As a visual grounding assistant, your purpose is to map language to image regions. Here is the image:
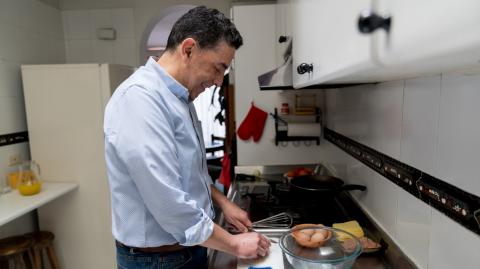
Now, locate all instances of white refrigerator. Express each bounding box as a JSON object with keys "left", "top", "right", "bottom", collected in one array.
[{"left": 21, "top": 63, "right": 133, "bottom": 269}]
